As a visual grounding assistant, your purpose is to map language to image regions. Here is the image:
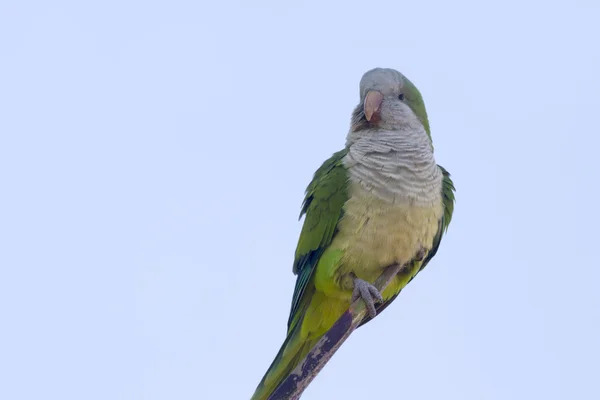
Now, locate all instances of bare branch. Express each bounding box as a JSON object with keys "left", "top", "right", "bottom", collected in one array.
[{"left": 268, "top": 263, "right": 404, "bottom": 400}]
